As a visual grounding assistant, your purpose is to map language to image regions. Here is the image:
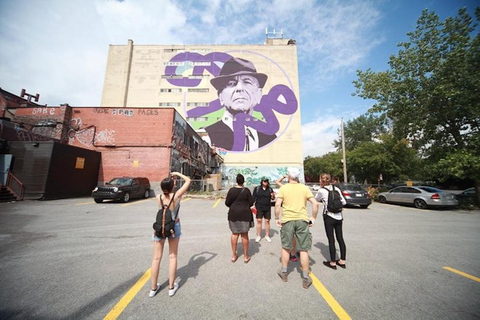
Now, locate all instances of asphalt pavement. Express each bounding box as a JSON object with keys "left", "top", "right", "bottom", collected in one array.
[{"left": 0, "top": 197, "right": 479, "bottom": 319}]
